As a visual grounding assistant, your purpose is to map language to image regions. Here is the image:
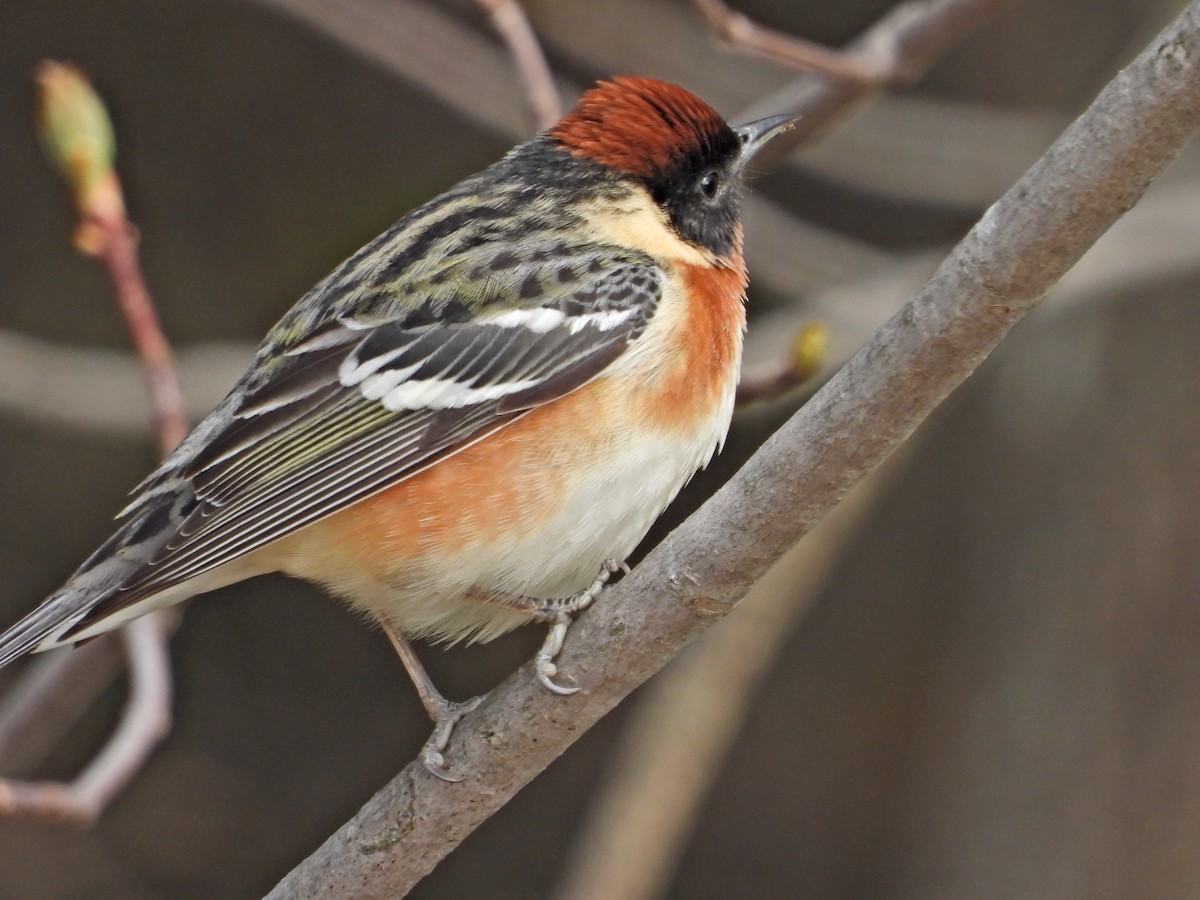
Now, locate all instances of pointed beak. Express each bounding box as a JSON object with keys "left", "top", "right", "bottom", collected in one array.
[{"left": 732, "top": 113, "right": 796, "bottom": 172}]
